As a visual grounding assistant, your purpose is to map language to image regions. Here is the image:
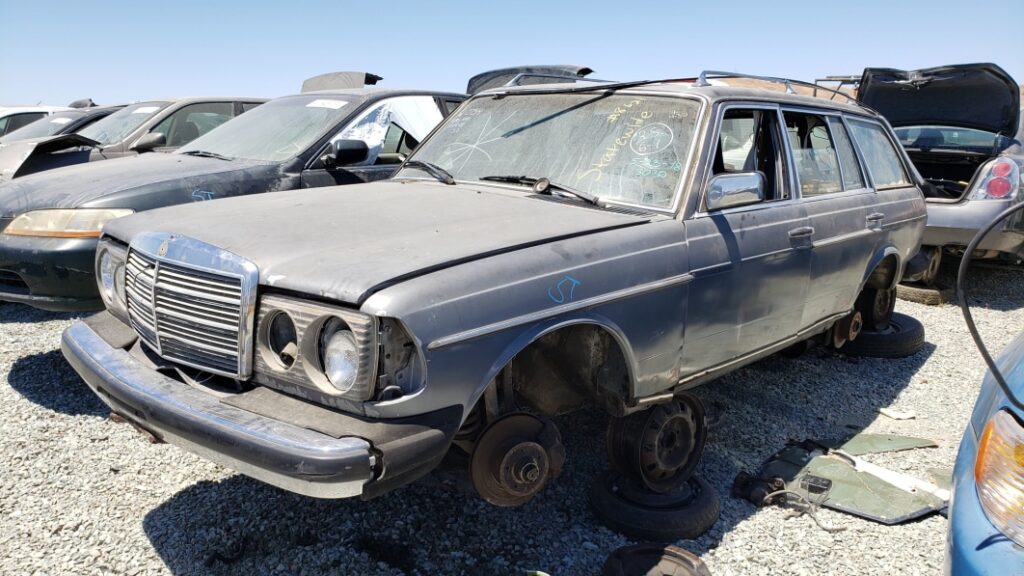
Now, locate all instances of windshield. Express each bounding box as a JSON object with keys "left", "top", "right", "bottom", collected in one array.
[
  {"left": 894, "top": 126, "right": 1001, "bottom": 150},
  {"left": 177, "top": 95, "right": 357, "bottom": 162},
  {"left": 0, "top": 110, "right": 83, "bottom": 142},
  {"left": 401, "top": 93, "right": 701, "bottom": 209},
  {"left": 79, "top": 101, "right": 169, "bottom": 146}
]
